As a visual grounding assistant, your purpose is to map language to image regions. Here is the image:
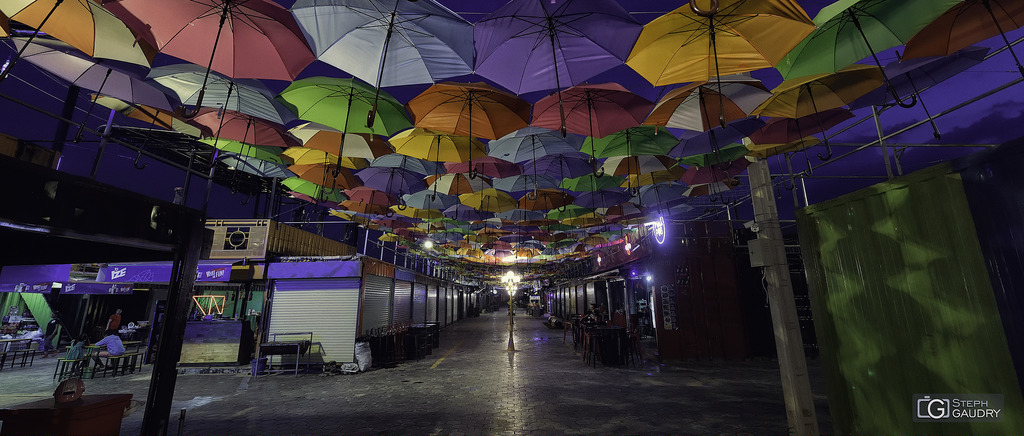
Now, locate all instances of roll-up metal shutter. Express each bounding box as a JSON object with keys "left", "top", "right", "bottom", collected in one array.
[
  {"left": 426, "top": 285, "right": 437, "bottom": 323},
  {"left": 412, "top": 283, "right": 427, "bottom": 324},
  {"left": 363, "top": 274, "right": 393, "bottom": 333},
  {"left": 438, "top": 286, "right": 448, "bottom": 326},
  {"left": 268, "top": 278, "right": 361, "bottom": 362},
  {"left": 393, "top": 280, "right": 412, "bottom": 325},
  {"left": 586, "top": 282, "right": 596, "bottom": 310},
  {"left": 575, "top": 285, "right": 584, "bottom": 315}
]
